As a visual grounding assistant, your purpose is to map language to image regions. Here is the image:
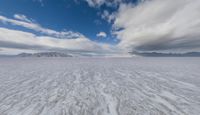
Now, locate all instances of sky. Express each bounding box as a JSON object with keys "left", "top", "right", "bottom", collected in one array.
[{"left": 0, "top": 0, "right": 200, "bottom": 55}]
